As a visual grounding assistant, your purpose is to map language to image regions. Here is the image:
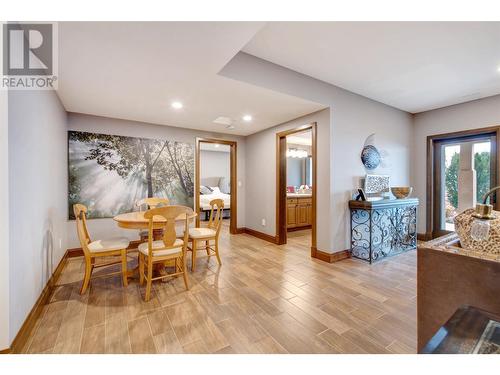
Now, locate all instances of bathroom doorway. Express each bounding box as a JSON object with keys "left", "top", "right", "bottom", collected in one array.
[{"left": 276, "top": 123, "right": 317, "bottom": 253}]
